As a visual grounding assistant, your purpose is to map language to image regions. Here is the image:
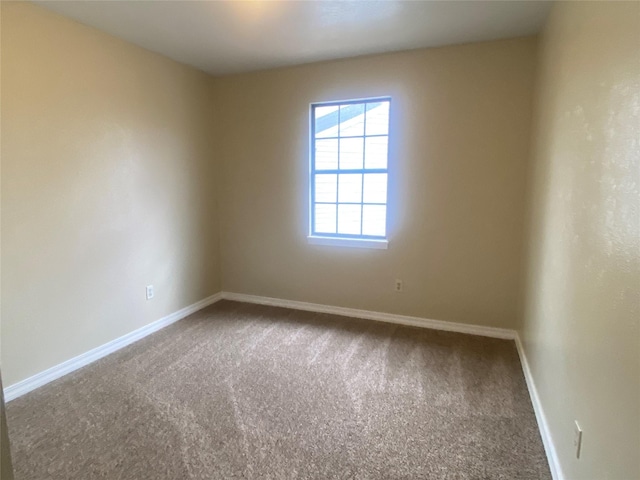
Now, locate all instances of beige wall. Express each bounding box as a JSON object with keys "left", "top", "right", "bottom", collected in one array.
[
  {"left": 1, "top": 2, "right": 220, "bottom": 386},
  {"left": 216, "top": 37, "right": 537, "bottom": 329},
  {"left": 521, "top": 2, "right": 640, "bottom": 479}
]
